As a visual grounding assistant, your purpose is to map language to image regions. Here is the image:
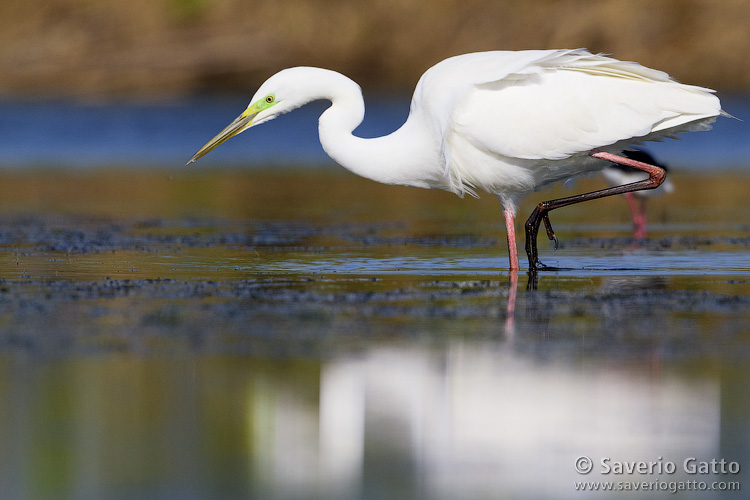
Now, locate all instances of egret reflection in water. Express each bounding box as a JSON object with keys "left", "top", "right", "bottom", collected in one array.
[{"left": 2, "top": 343, "right": 746, "bottom": 500}]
